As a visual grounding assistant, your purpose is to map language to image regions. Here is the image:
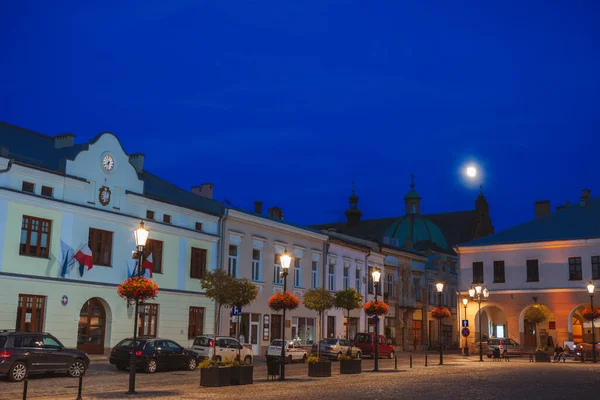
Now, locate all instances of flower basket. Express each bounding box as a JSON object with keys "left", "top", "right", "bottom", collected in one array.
[
  {"left": 430, "top": 306, "right": 451, "bottom": 320},
  {"left": 581, "top": 308, "right": 600, "bottom": 321},
  {"left": 363, "top": 301, "right": 389, "bottom": 316},
  {"left": 268, "top": 292, "right": 300, "bottom": 312},
  {"left": 117, "top": 276, "right": 159, "bottom": 304}
]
